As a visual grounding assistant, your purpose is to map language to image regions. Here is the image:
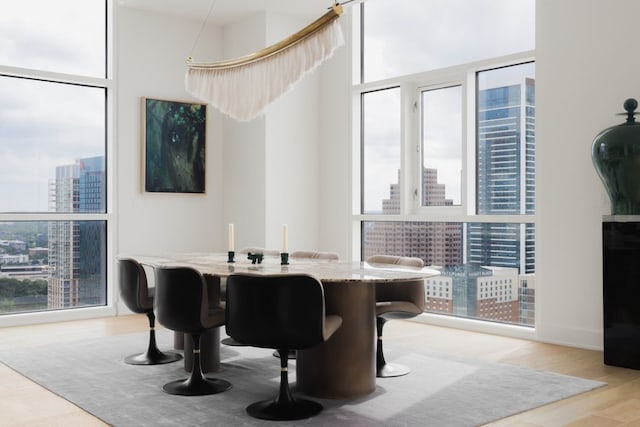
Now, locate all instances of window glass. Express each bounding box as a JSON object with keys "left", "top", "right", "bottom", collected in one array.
[
  {"left": 0, "top": 0, "right": 106, "bottom": 77},
  {"left": 358, "top": 1, "right": 535, "bottom": 327},
  {"left": 477, "top": 63, "right": 535, "bottom": 214},
  {"left": 0, "top": 221, "right": 106, "bottom": 315},
  {"left": 362, "top": 0, "right": 535, "bottom": 82},
  {"left": 0, "top": 1, "right": 108, "bottom": 317},
  {"left": 0, "top": 77, "right": 106, "bottom": 213},
  {"left": 362, "top": 88, "right": 401, "bottom": 214},
  {"left": 362, "top": 220, "right": 535, "bottom": 327},
  {"left": 421, "top": 85, "right": 462, "bottom": 206}
]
